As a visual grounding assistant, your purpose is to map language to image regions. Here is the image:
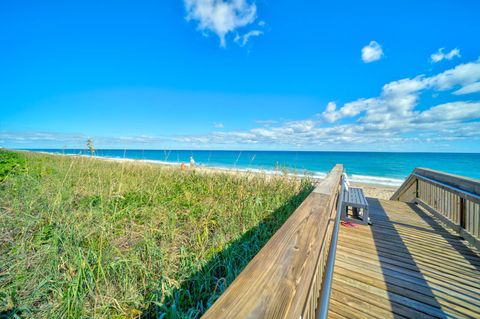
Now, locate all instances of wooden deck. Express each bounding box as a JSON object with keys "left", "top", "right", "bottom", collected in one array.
[{"left": 329, "top": 198, "right": 480, "bottom": 319}]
